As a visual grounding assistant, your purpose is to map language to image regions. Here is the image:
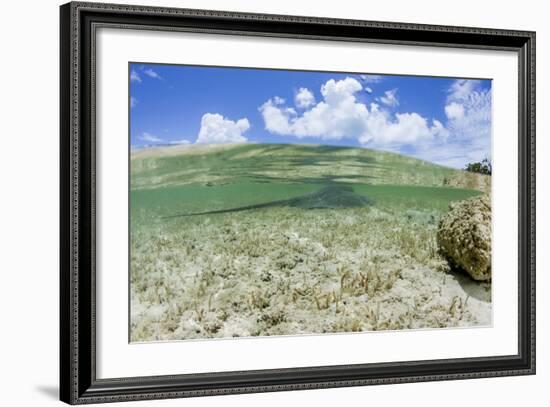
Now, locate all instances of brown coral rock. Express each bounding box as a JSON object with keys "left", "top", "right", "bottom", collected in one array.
[{"left": 437, "top": 195, "right": 492, "bottom": 281}]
